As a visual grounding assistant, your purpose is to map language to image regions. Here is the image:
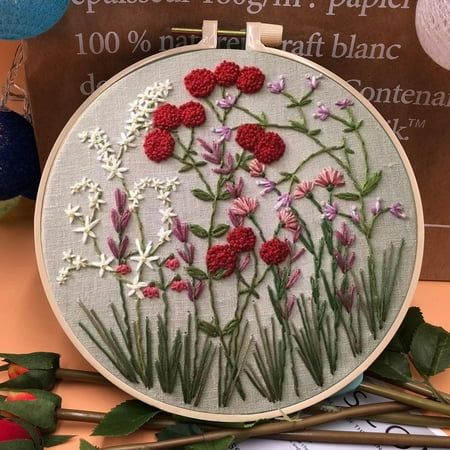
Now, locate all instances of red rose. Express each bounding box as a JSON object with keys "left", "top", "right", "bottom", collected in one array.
[
  {"left": 206, "top": 244, "right": 237, "bottom": 277},
  {"left": 254, "top": 131, "right": 285, "bottom": 164},
  {"left": 0, "top": 418, "right": 32, "bottom": 442},
  {"left": 143, "top": 128, "right": 175, "bottom": 162},
  {"left": 179, "top": 101, "right": 206, "bottom": 127},
  {"left": 153, "top": 103, "right": 181, "bottom": 130},
  {"left": 184, "top": 68, "right": 216, "bottom": 97},
  {"left": 260, "top": 238, "right": 290, "bottom": 265},
  {"left": 236, "top": 66, "right": 265, "bottom": 94},
  {"left": 227, "top": 227, "right": 256, "bottom": 253},
  {"left": 214, "top": 60, "right": 240, "bottom": 86},
  {"left": 235, "top": 123, "right": 265, "bottom": 152}
]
